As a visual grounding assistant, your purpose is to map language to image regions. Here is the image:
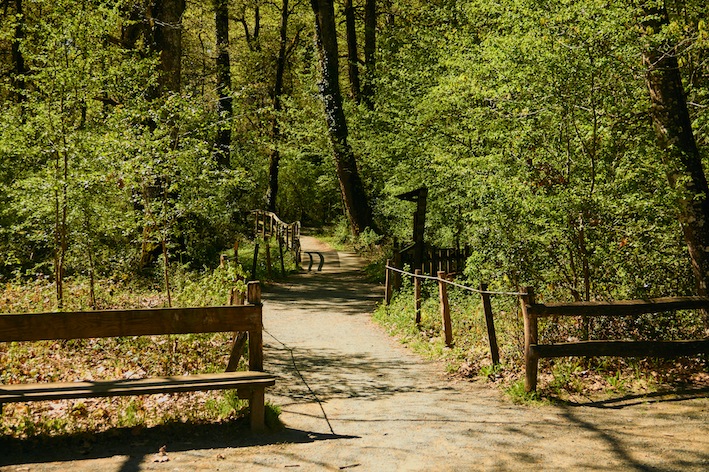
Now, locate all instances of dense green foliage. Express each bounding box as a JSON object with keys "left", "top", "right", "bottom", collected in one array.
[{"left": 1, "top": 0, "right": 708, "bottom": 304}]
